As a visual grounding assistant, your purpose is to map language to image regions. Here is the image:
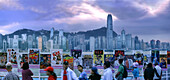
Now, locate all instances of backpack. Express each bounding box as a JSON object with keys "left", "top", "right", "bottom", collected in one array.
[{"left": 122, "top": 65, "right": 128, "bottom": 78}]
